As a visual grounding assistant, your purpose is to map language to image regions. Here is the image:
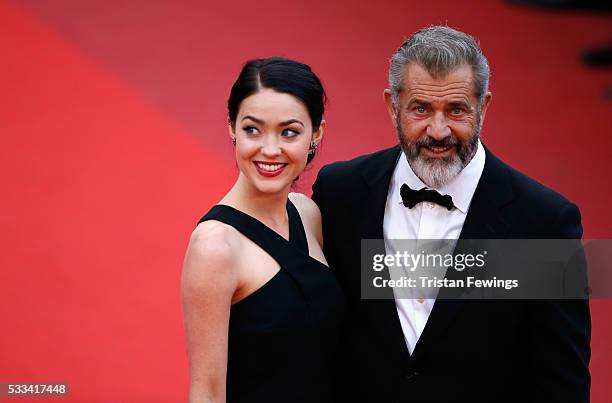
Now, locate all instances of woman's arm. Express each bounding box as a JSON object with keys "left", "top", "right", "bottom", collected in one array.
[{"left": 181, "top": 222, "right": 239, "bottom": 403}]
